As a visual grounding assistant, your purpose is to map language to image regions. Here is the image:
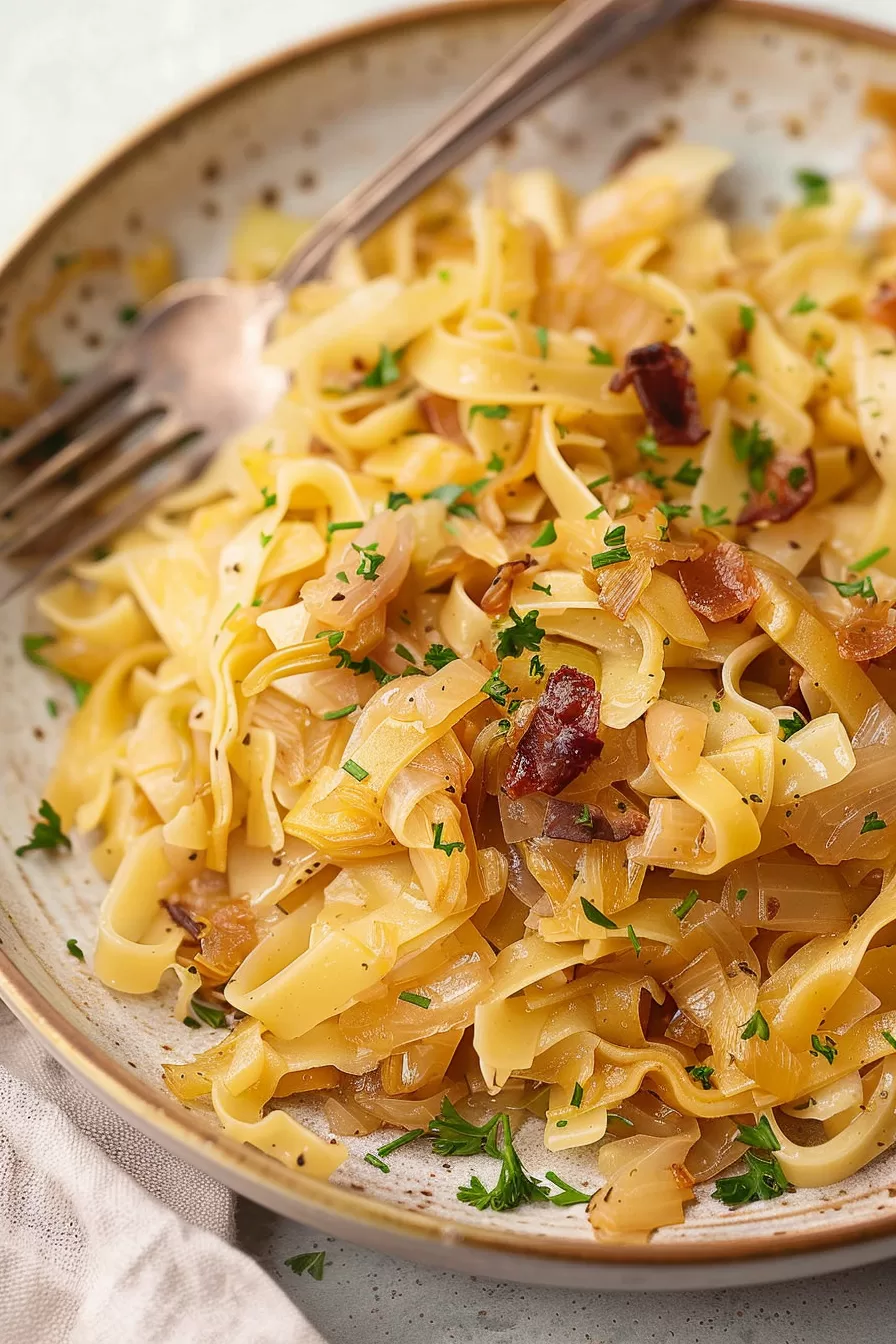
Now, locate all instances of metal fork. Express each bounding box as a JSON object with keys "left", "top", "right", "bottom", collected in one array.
[{"left": 0, "top": 0, "right": 706, "bottom": 603}]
